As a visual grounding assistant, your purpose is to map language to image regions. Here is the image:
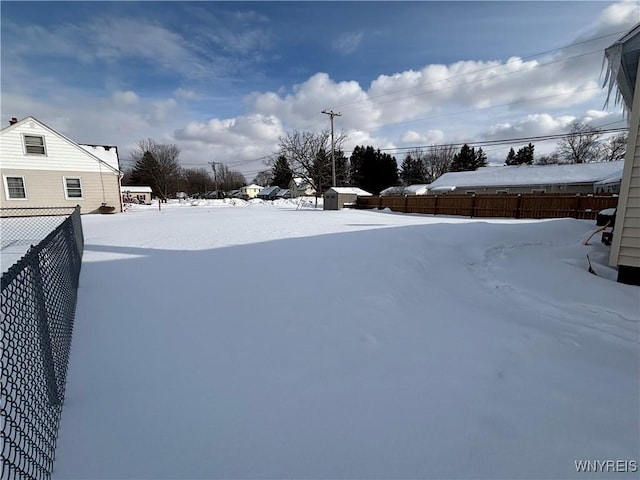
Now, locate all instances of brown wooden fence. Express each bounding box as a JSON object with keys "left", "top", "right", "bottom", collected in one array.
[{"left": 356, "top": 194, "right": 618, "bottom": 220}]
